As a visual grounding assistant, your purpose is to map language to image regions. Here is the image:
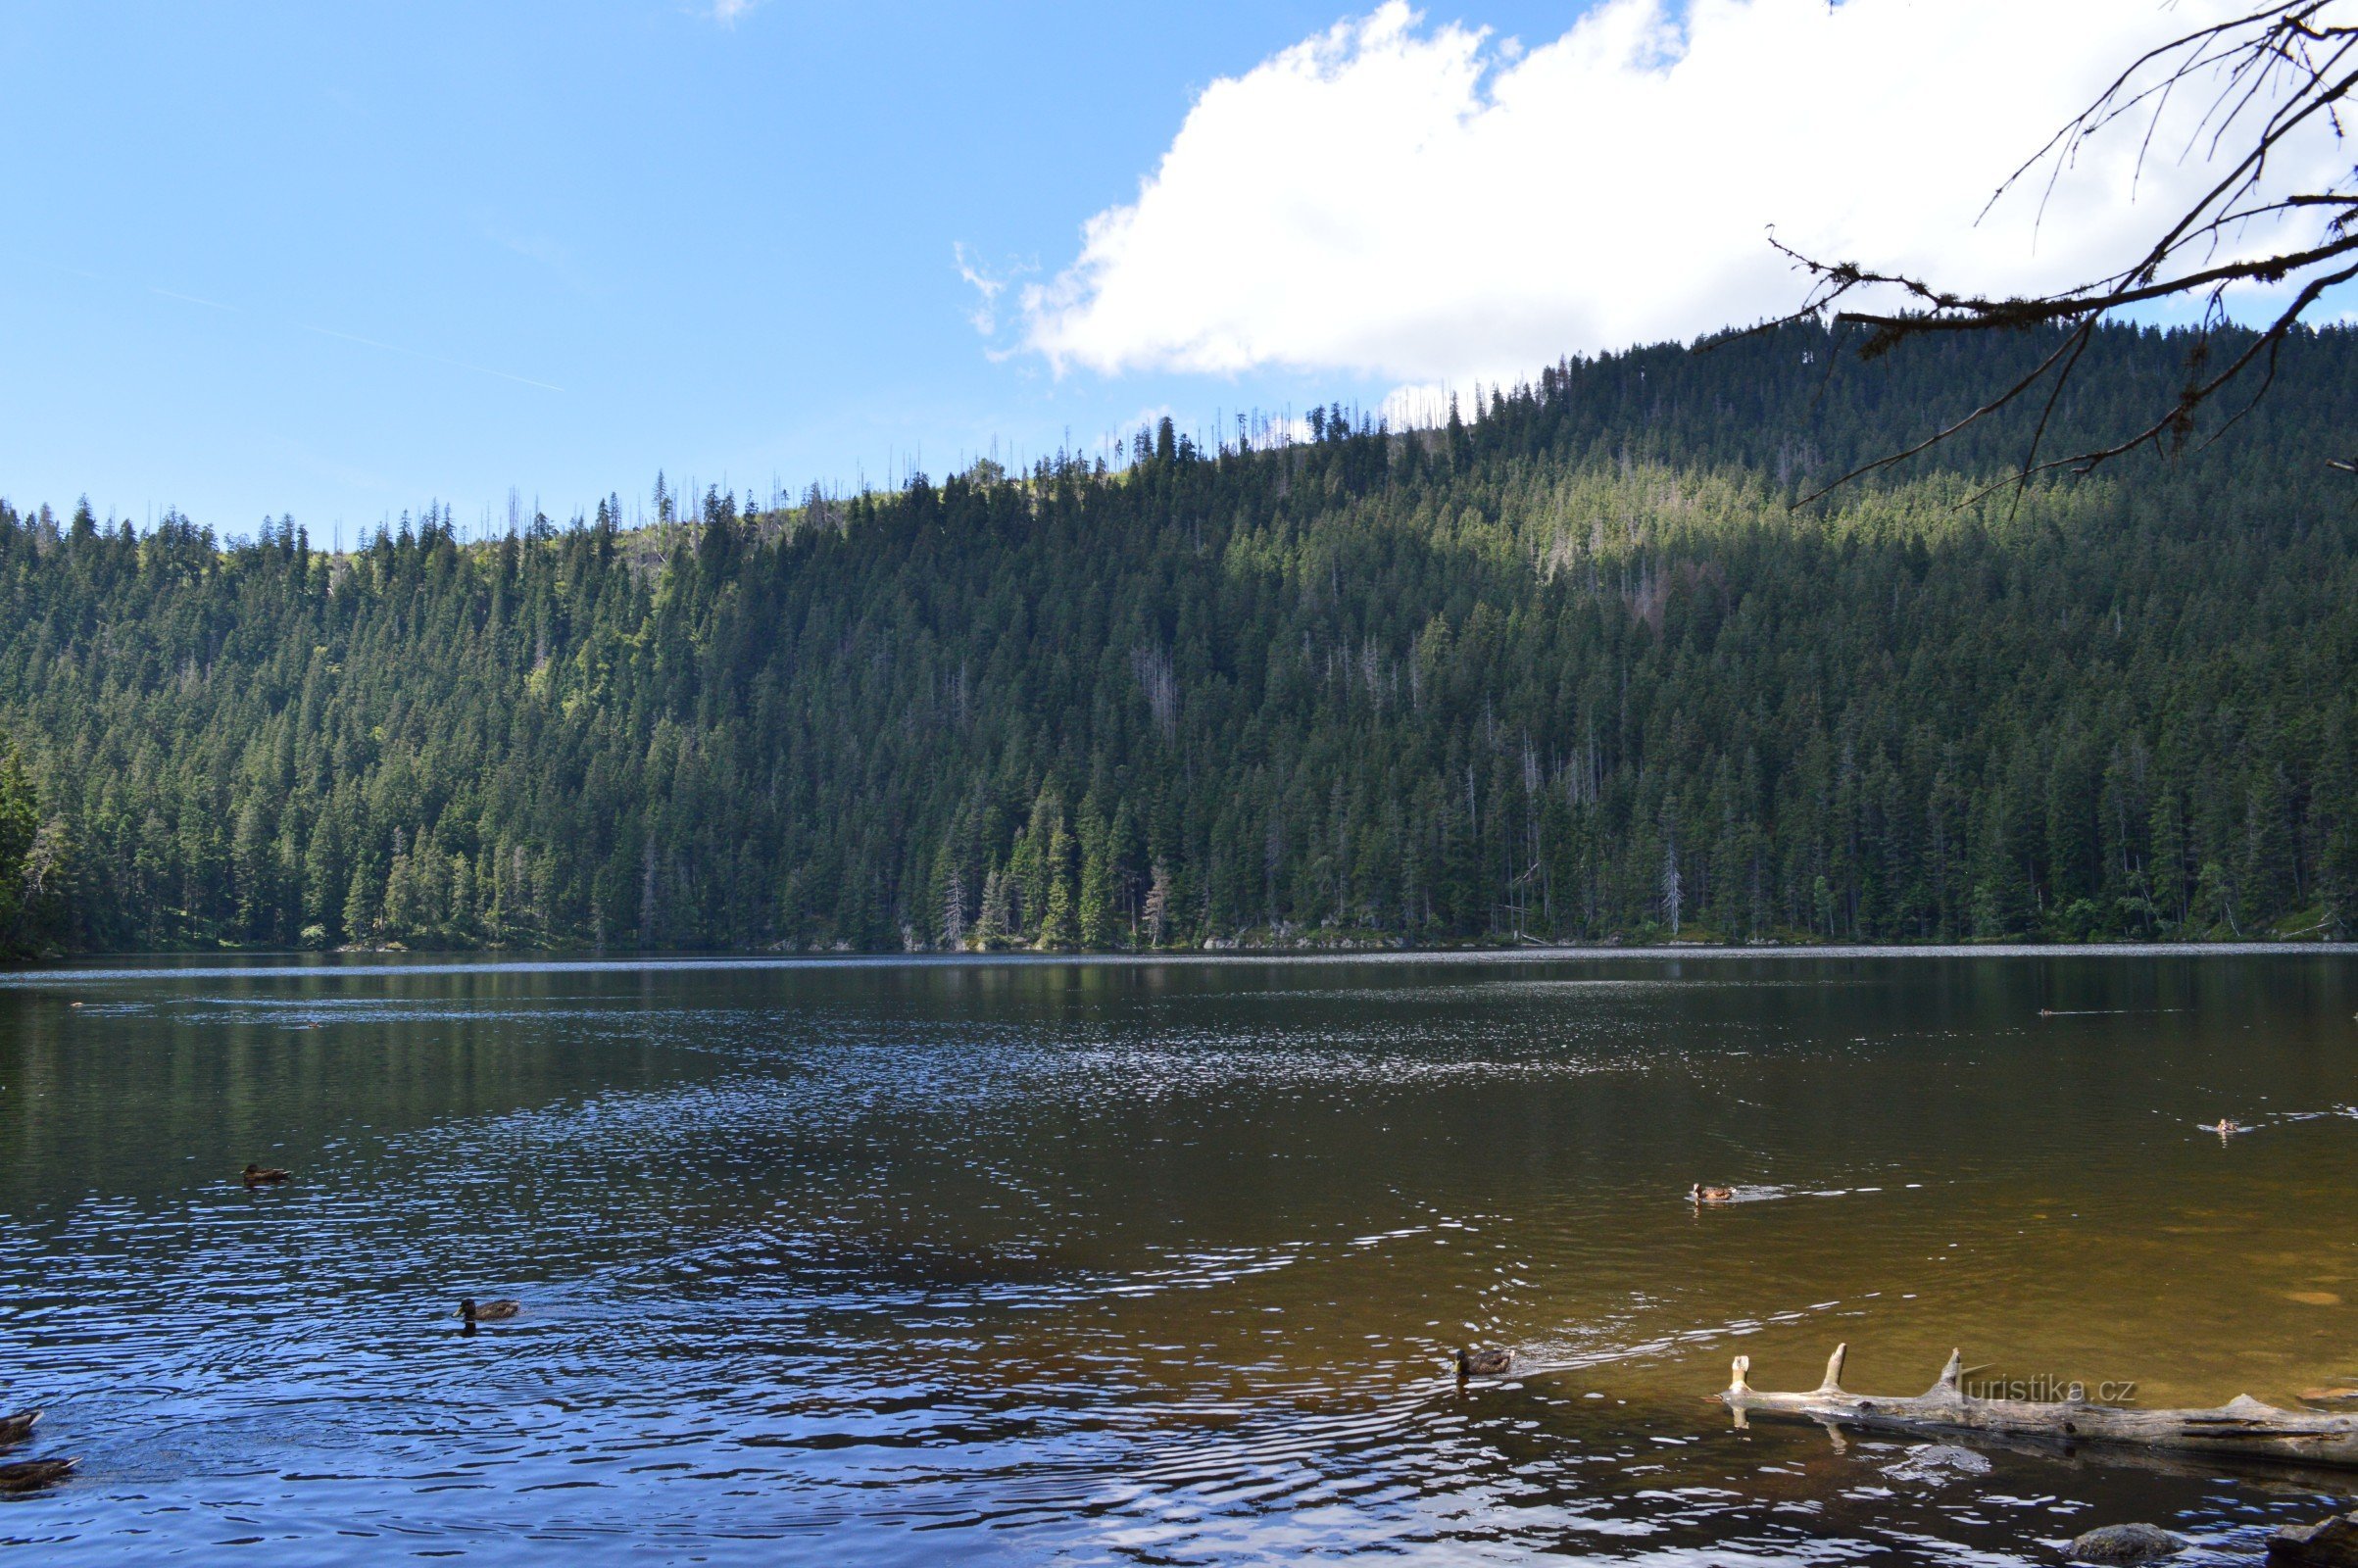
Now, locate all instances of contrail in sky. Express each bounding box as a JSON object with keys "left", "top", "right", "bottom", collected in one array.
[
  {"left": 292, "top": 321, "right": 565, "bottom": 394},
  {"left": 133, "top": 275, "right": 565, "bottom": 393},
  {"left": 149, "top": 287, "right": 240, "bottom": 313}
]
